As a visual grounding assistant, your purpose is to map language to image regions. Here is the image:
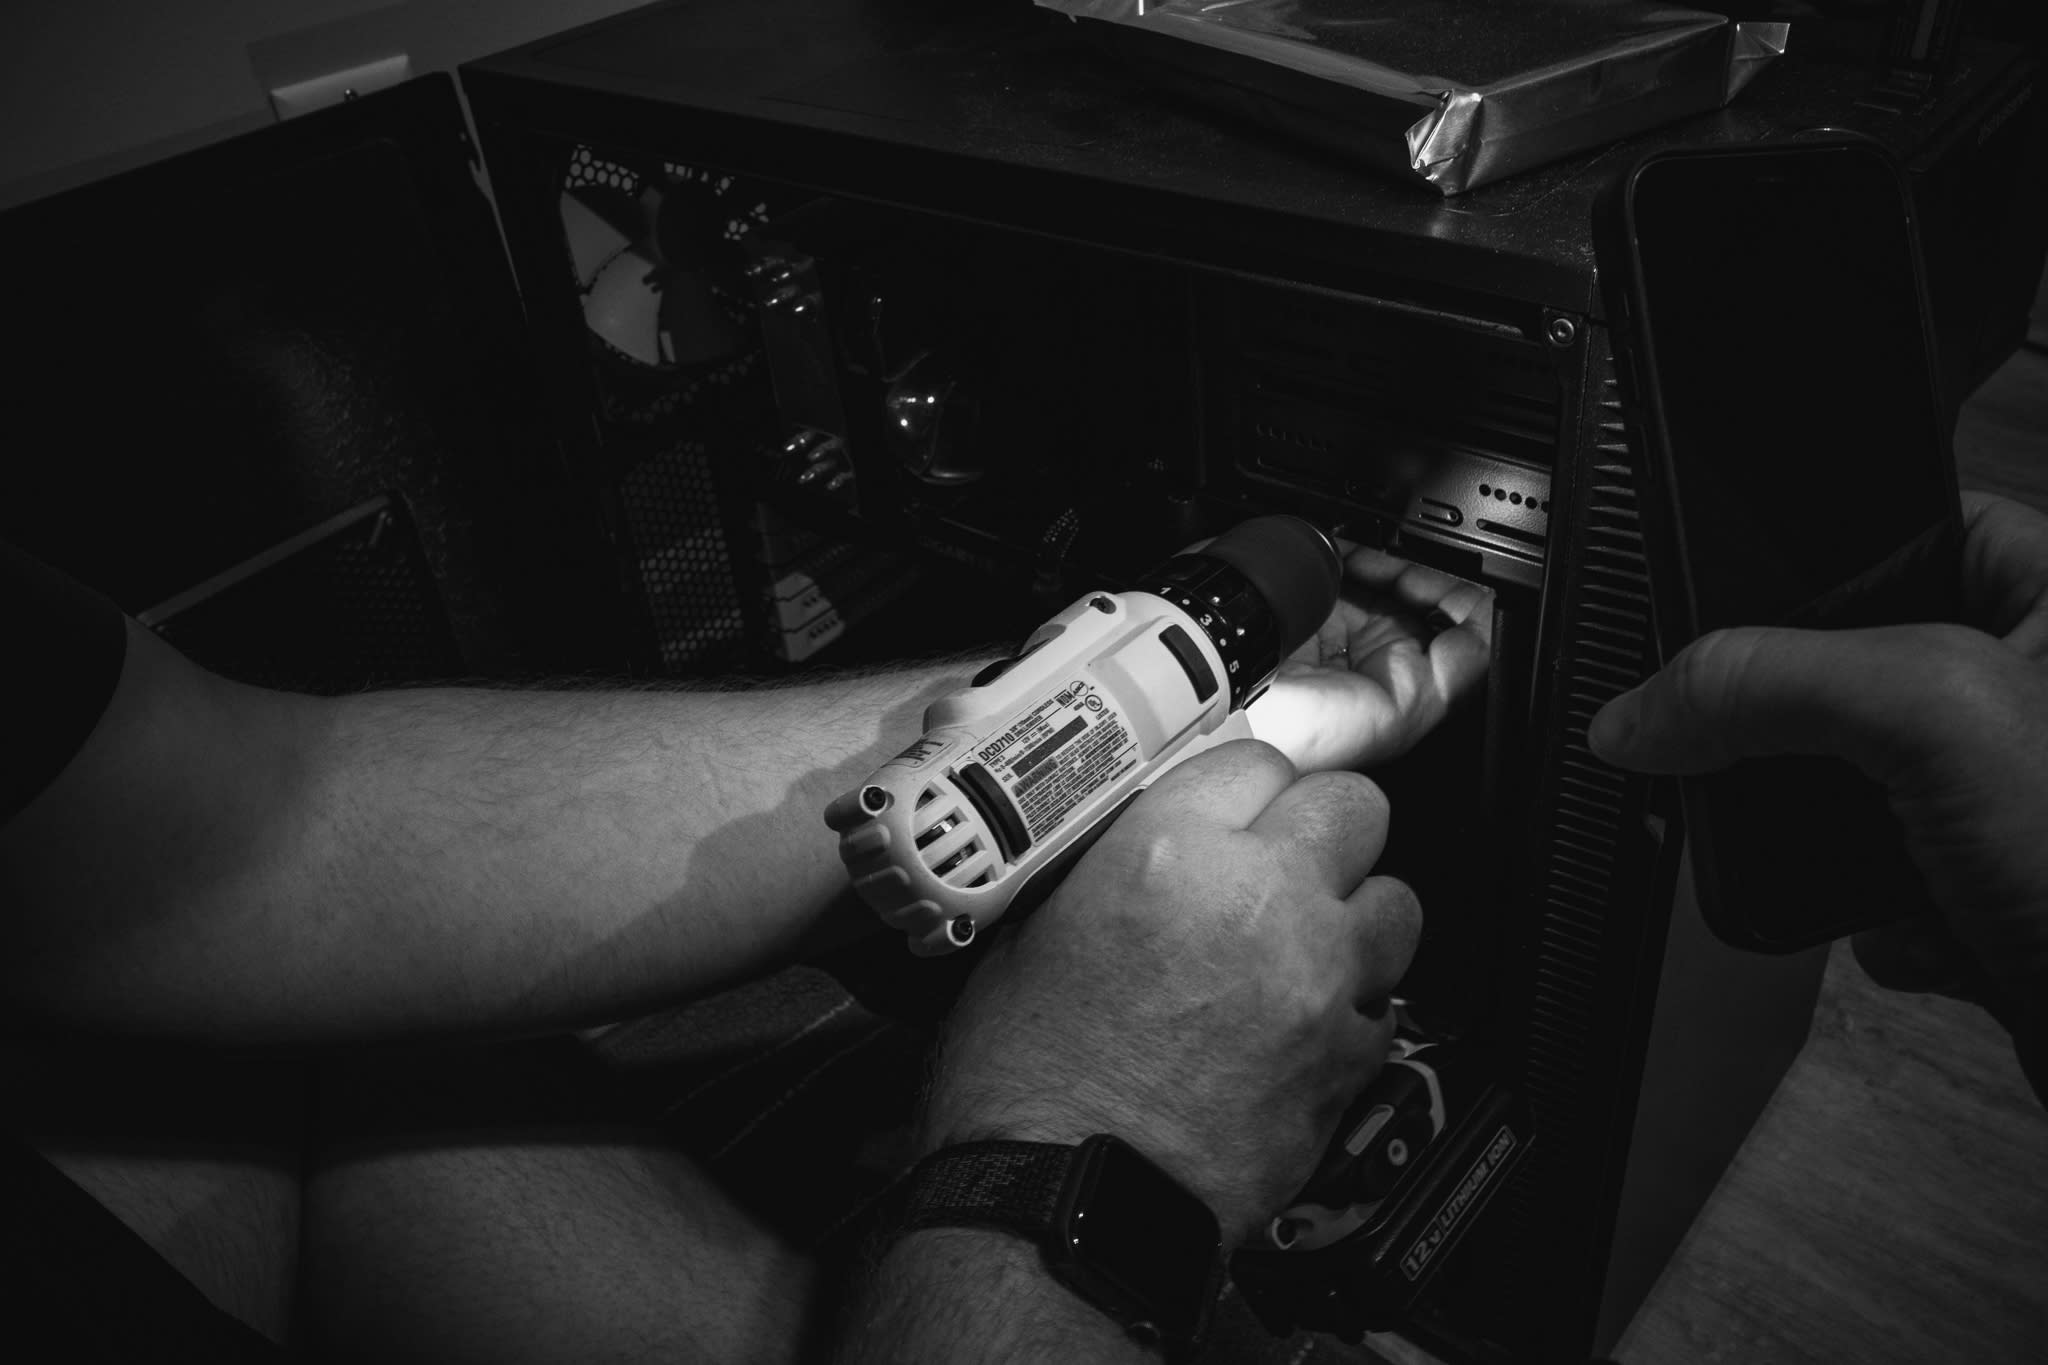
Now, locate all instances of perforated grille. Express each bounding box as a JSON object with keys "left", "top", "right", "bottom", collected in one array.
[
  {"left": 1507, "top": 374, "right": 1652, "bottom": 1245},
  {"left": 150, "top": 500, "right": 461, "bottom": 694},
  {"left": 563, "top": 145, "right": 636, "bottom": 194},
  {"left": 1441, "top": 339, "right": 1660, "bottom": 1359},
  {"left": 618, "top": 441, "right": 748, "bottom": 670}
]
